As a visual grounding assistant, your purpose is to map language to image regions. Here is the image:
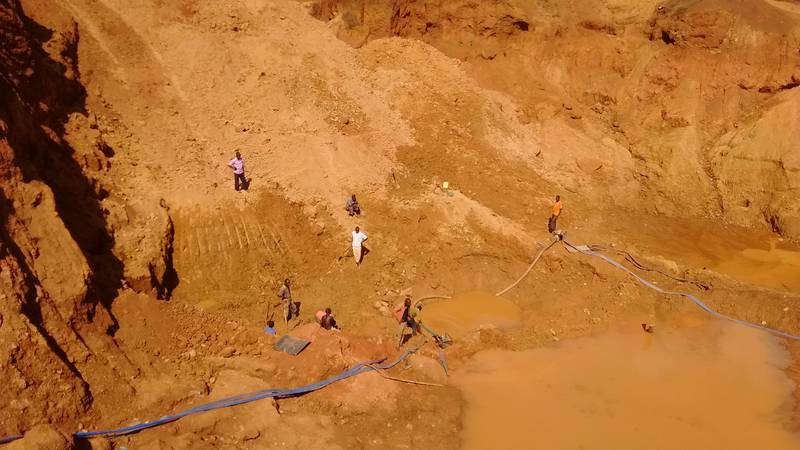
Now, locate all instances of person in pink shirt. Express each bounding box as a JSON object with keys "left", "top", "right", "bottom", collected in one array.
[{"left": 228, "top": 151, "right": 248, "bottom": 191}]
